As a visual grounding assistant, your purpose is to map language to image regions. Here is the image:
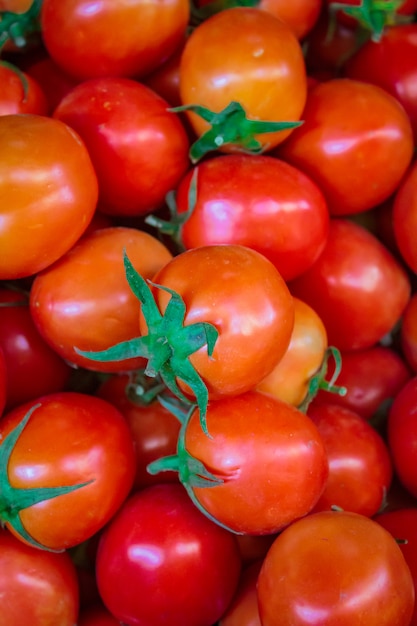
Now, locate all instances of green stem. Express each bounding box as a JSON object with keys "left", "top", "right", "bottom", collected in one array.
[{"left": 0, "top": 0, "right": 43, "bottom": 52}]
